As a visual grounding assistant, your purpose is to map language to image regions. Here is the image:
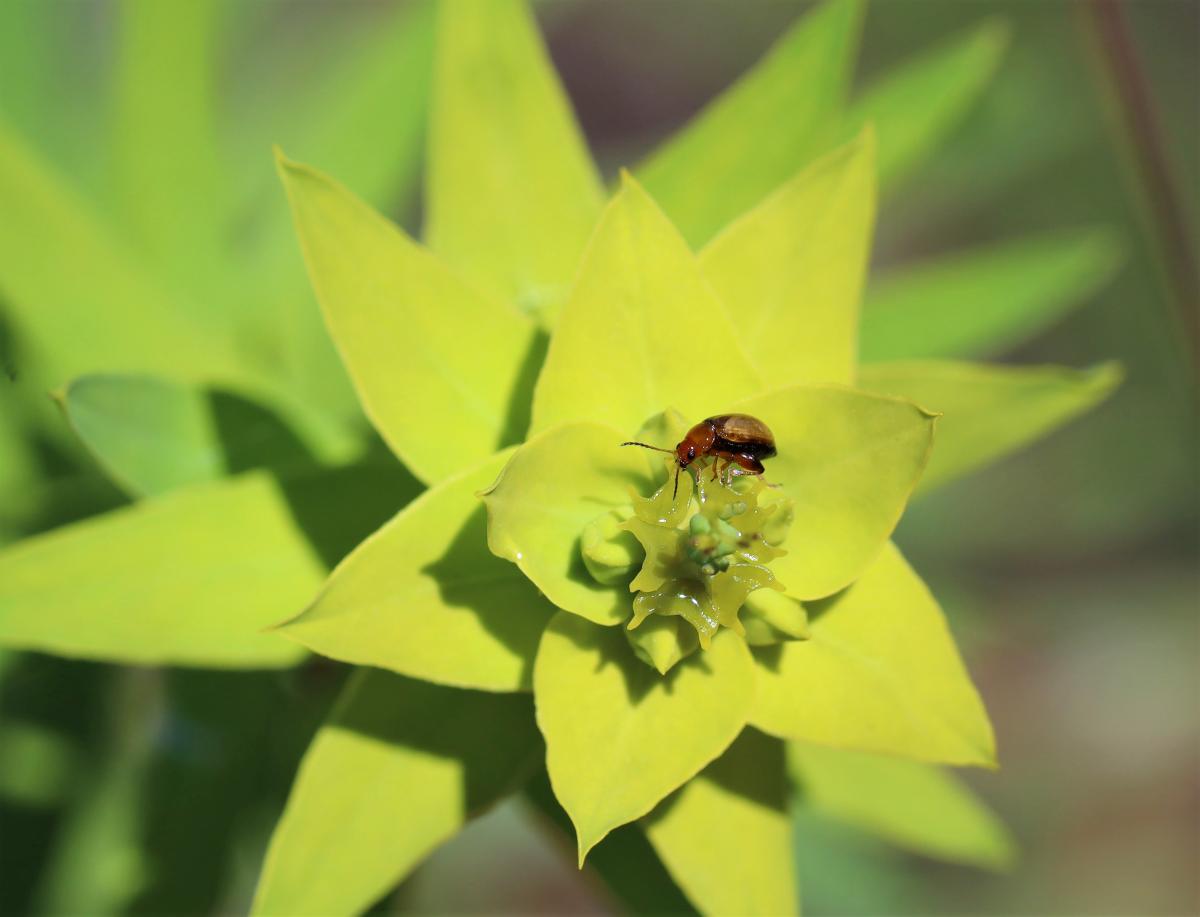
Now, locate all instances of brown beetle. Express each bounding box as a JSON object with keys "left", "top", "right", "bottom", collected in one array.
[{"left": 622, "top": 414, "right": 777, "bottom": 498}]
